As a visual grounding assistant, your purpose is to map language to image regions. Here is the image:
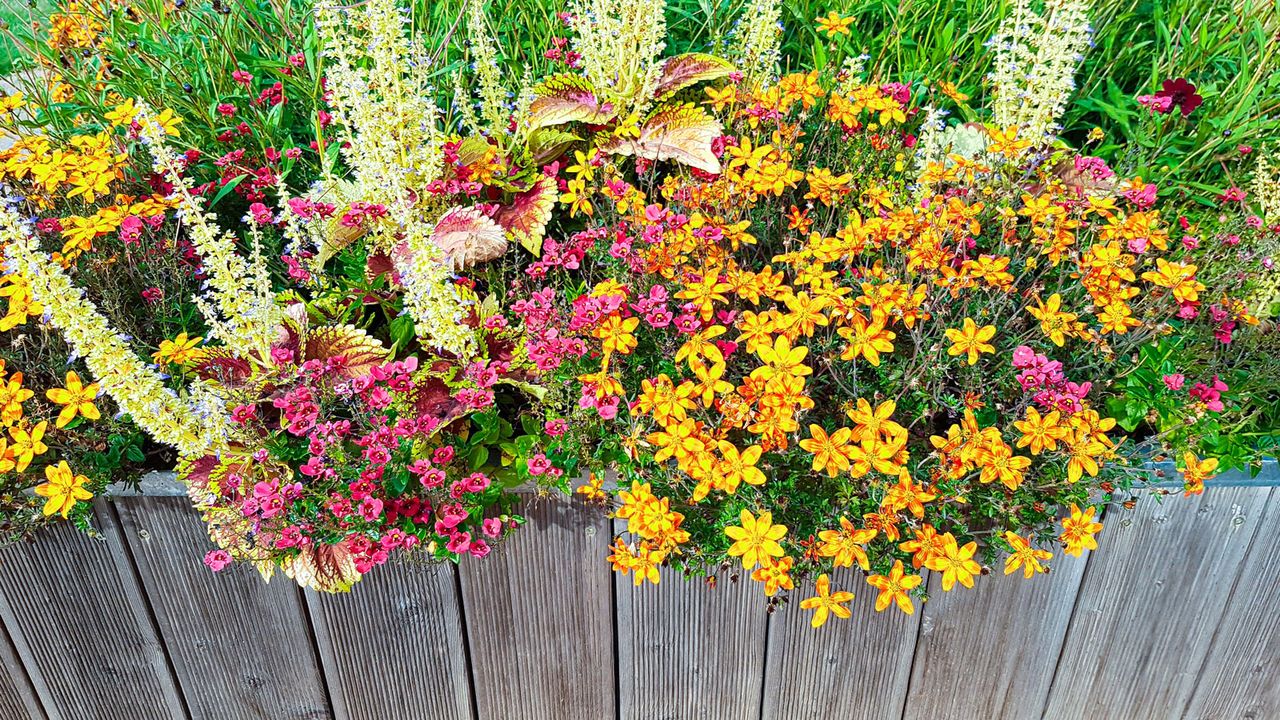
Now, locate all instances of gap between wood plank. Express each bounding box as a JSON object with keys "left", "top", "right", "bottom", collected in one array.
[
  {"left": 102, "top": 501, "right": 193, "bottom": 720},
  {"left": 1176, "top": 486, "right": 1276, "bottom": 720}
]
